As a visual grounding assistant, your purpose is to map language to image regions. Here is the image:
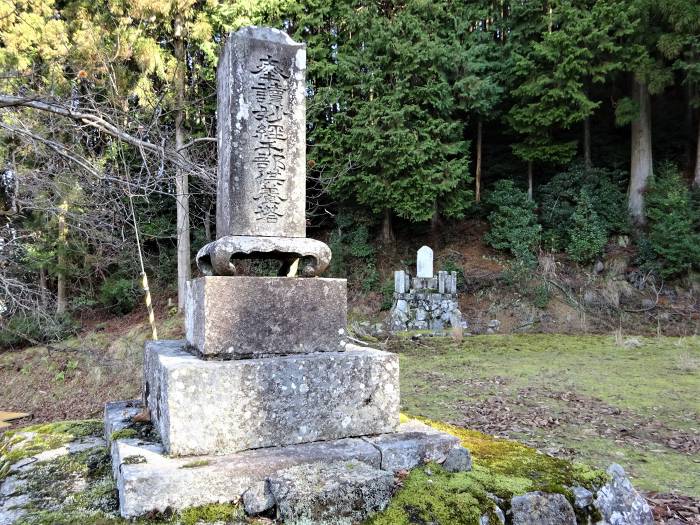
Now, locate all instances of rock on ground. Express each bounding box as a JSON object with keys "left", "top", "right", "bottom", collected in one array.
[
  {"left": 594, "top": 464, "right": 654, "bottom": 525},
  {"left": 267, "top": 460, "right": 394, "bottom": 524},
  {"left": 510, "top": 491, "right": 577, "bottom": 525},
  {"left": 441, "top": 446, "right": 472, "bottom": 473}
]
